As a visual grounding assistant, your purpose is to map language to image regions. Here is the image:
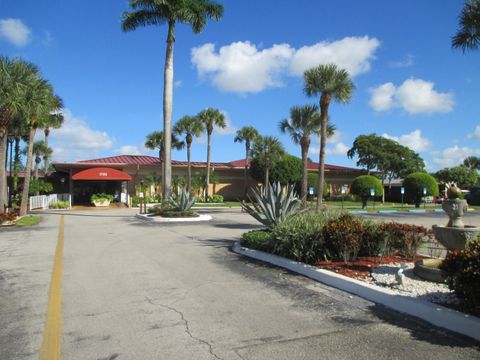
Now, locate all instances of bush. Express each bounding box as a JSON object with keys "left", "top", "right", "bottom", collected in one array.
[
  {"left": 359, "top": 221, "right": 387, "bottom": 257},
  {"left": 49, "top": 201, "right": 69, "bottom": 209},
  {"left": 272, "top": 210, "right": 336, "bottom": 263},
  {"left": 240, "top": 230, "right": 275, "bottom": 252},
  {"left": 440, "top": 240, "right": 480, "bottom": 316},
  {"left": 350, "top": 175, "right": 384, "bottom": 208},
  {"left": 380, "top": 222, "right": 432, "bottom": 258},
  {"left": 91, "top": 193, "right": 114, "bottom": 203},
  {"left": 1, "top": 210, "right": 18, "bottom": 223},
  {"left": 306, "top": 173, "right": 329, "bottom": 199},
  {"left": 208, "top": 194, "right": 224, "bottom": 203},
  {"left": 29, "top": 179, "right": 53, "bottom": 195},
  {"left": 250, "top": 154, "right": 302, "bottom": 185},
  {"left": 403, "top": 172, "right": 439, "bottom": 207}
]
